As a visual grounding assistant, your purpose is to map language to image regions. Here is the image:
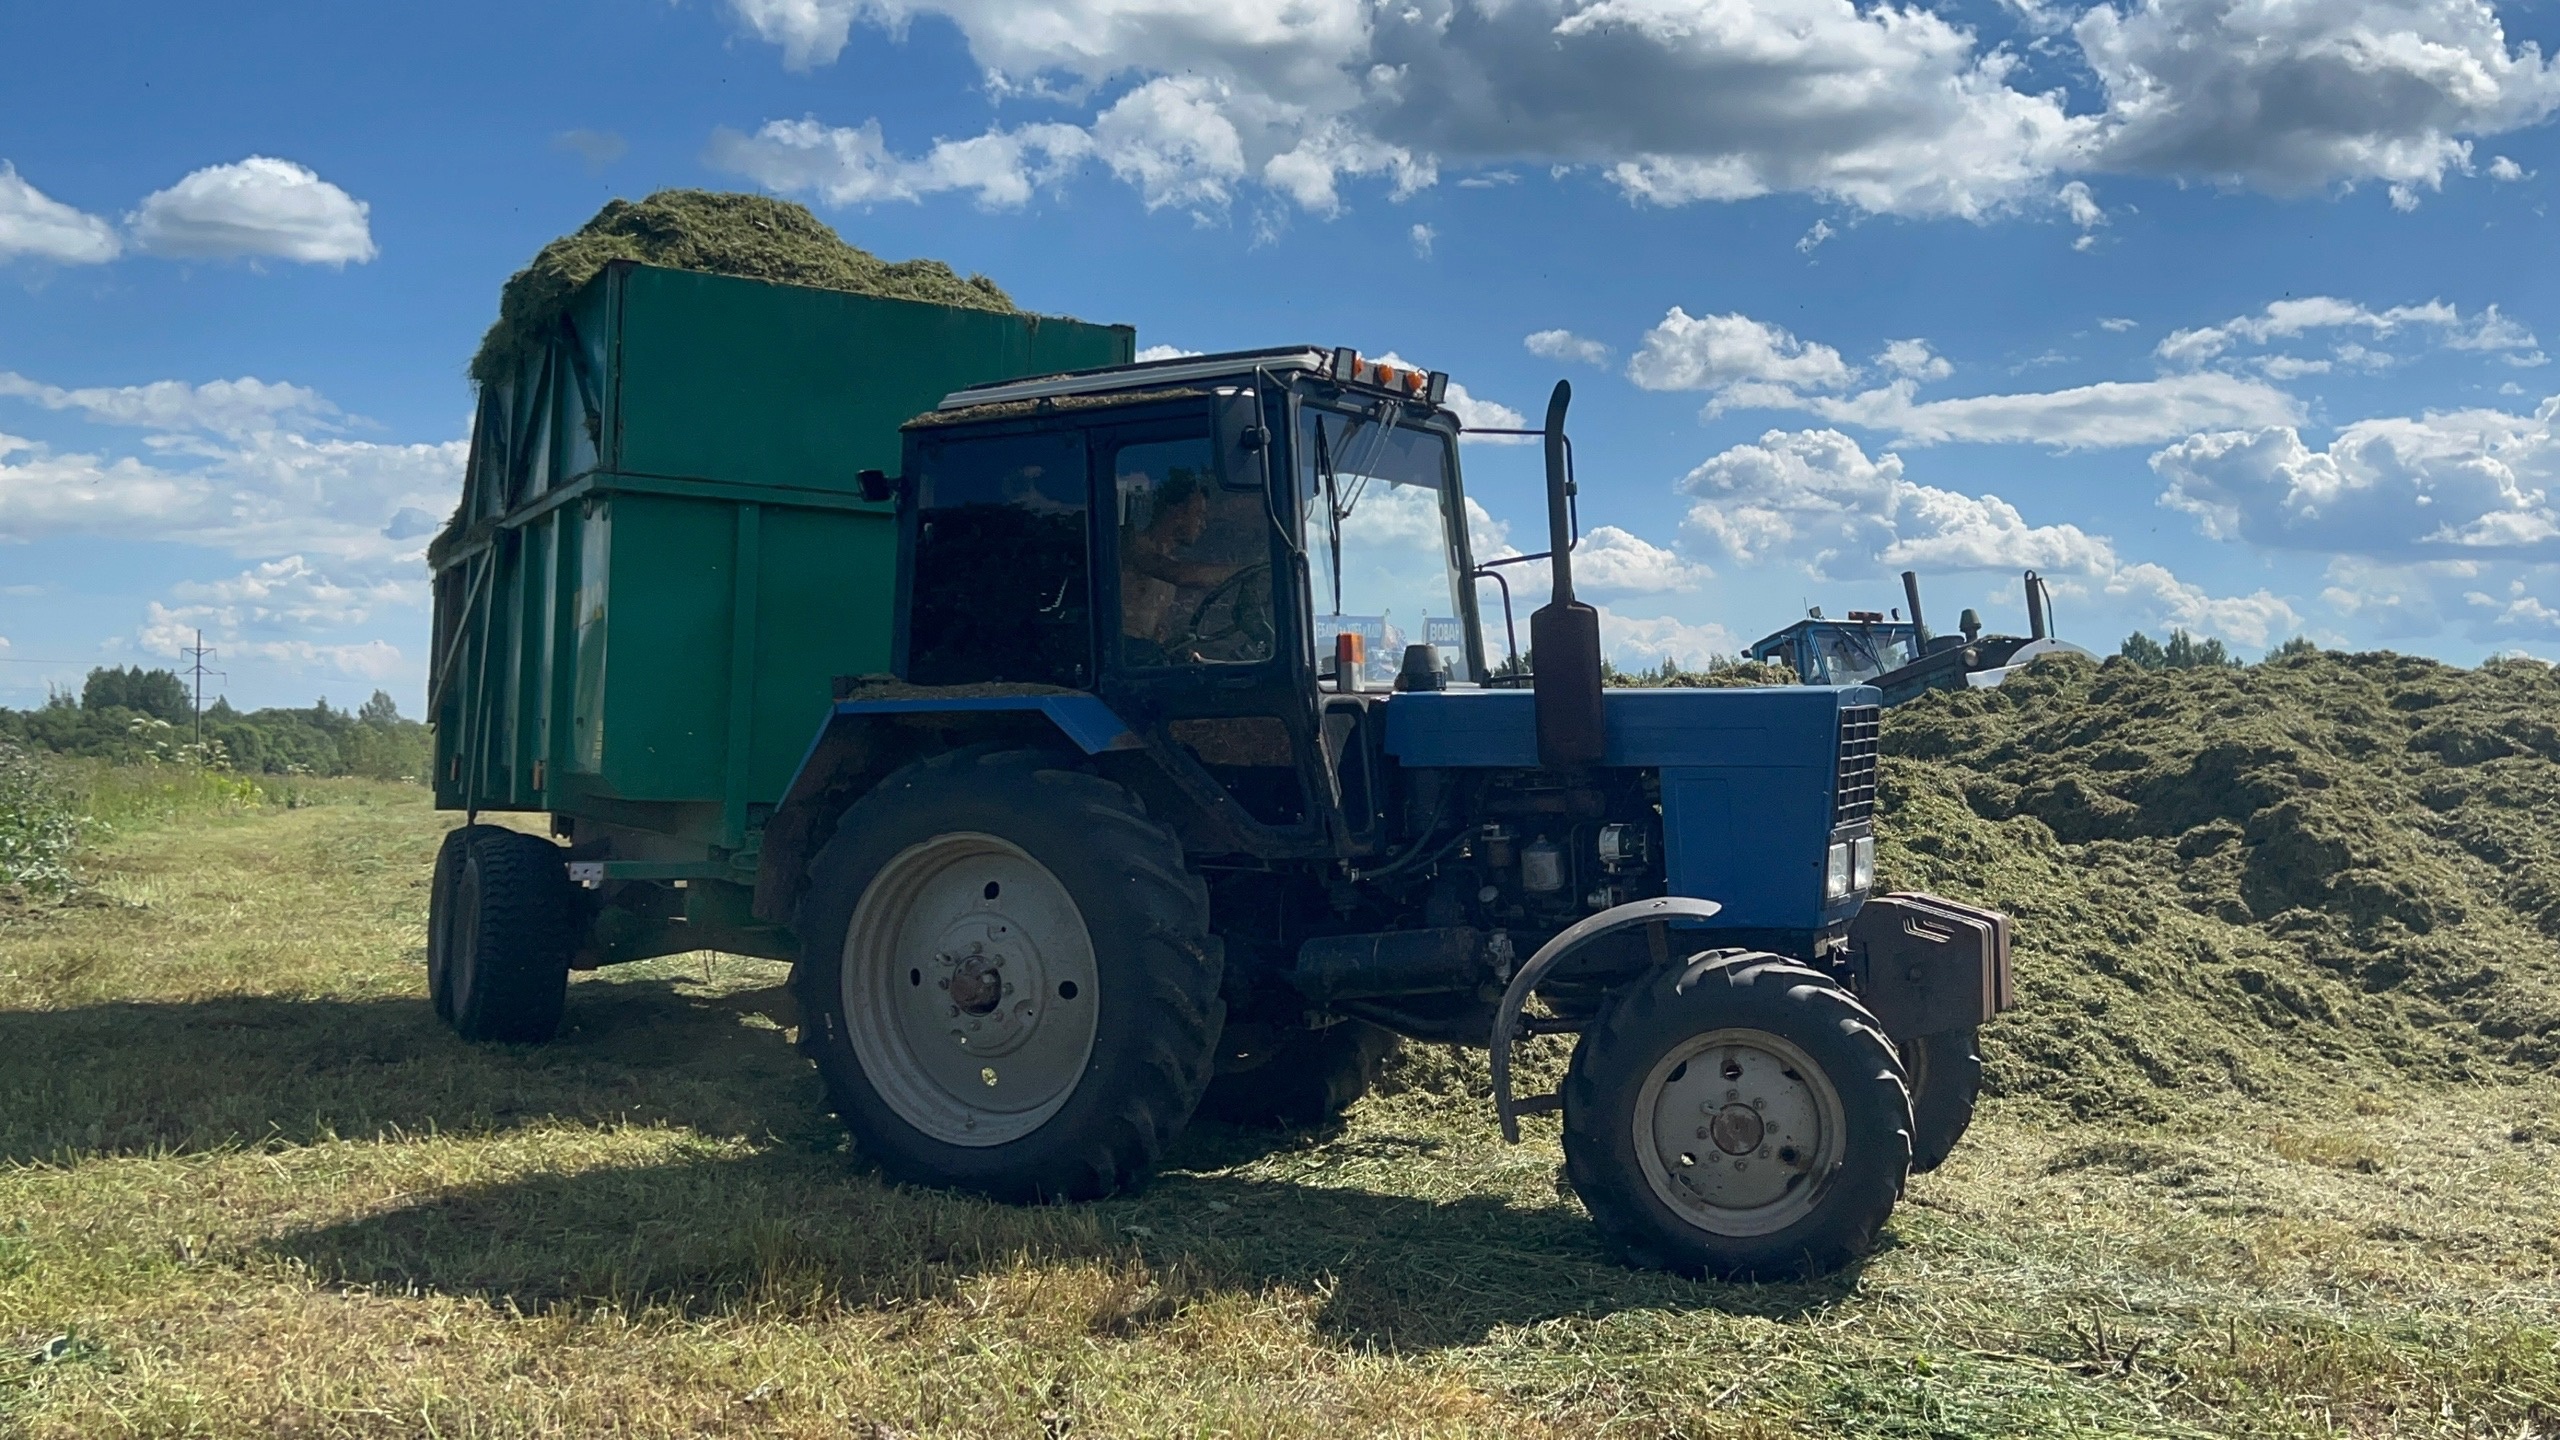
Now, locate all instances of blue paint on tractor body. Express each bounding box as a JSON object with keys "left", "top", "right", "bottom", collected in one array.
[
  {"left": 825, "top": 694, "right": 1143, "bottom": 755},
  {"left": 1385, "top": 686, "right": 1875, "bottom": 931},
  {"left": 791, "top": 684, "right": 1872, "bottom": 936}
]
